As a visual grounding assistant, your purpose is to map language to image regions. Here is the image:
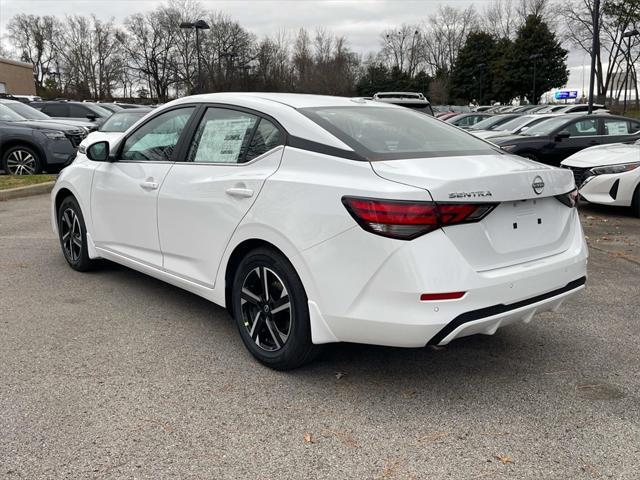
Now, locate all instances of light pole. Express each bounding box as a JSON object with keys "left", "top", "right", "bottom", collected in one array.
[
  {"left": 476, "top": 63, "right": 486, "bottom": 105},
  {"left": 529, "top": 53, "right": 543, "bottom": 105},
  {"left": 622, "top": 29, "right": 639, "bottom": 114},
  {"left": 180, "top": 19, "right": 210, "bottom": 94},
  {"left": 588, "top": 0, "right": 600, "bottom": 114}
]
